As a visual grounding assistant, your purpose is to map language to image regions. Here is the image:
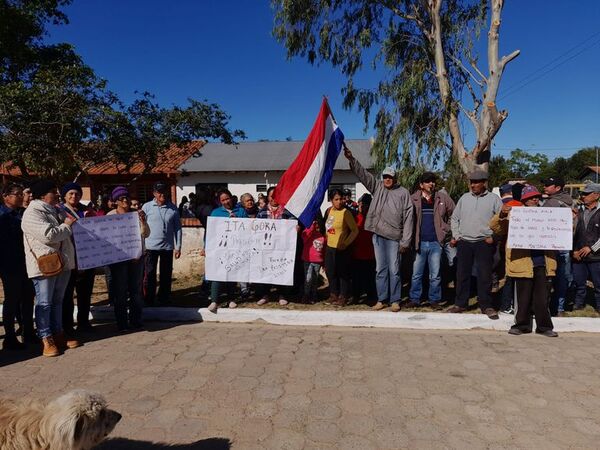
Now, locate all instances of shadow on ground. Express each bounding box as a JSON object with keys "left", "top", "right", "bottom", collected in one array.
[
  {"left": 0, "top": 321, "right": 198, "bottom": 368},
  {"left": 96, "top": 437, "right": 231, "bottom": 450}
]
